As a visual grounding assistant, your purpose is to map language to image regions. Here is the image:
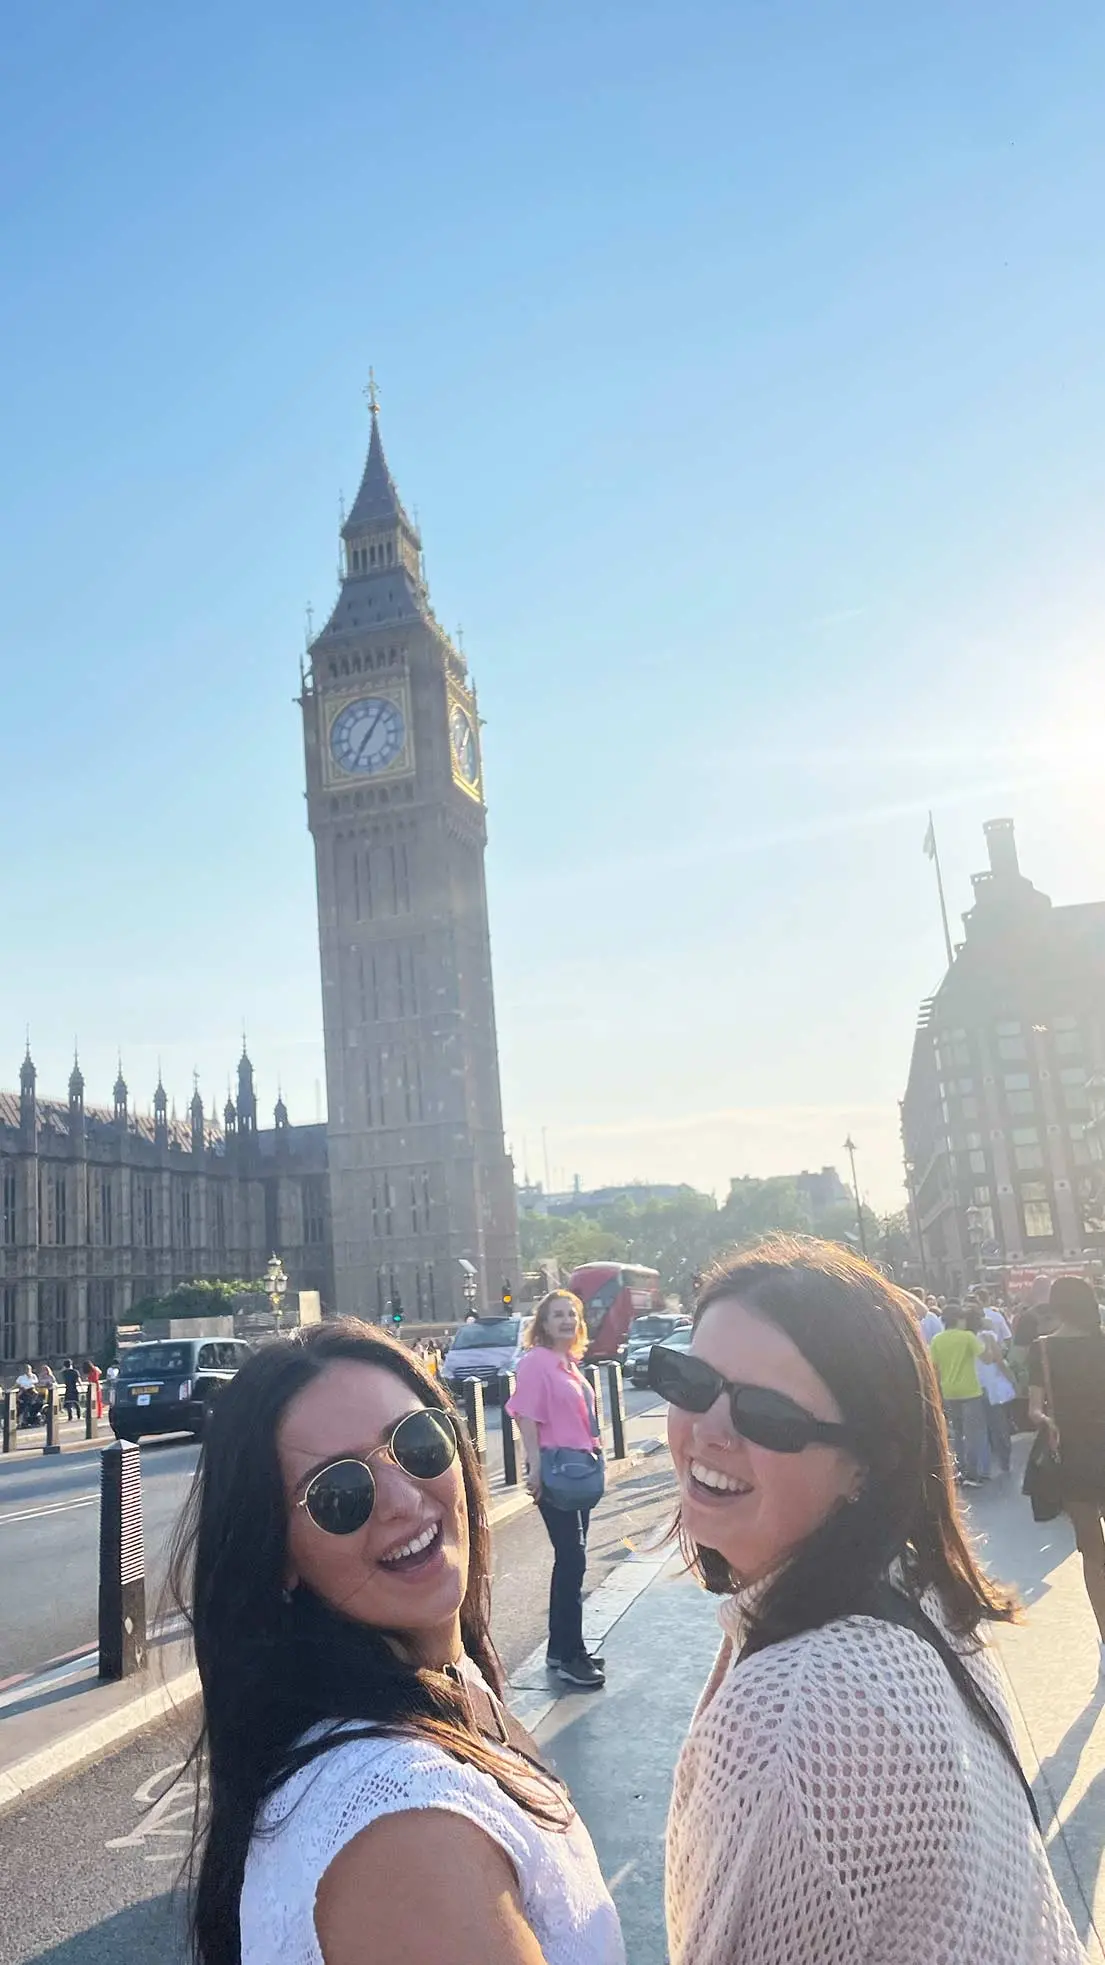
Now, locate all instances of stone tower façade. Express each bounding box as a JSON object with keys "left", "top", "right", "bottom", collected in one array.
[{"left": 301, "top": 396, "right": 519, "bottom": 1324}]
